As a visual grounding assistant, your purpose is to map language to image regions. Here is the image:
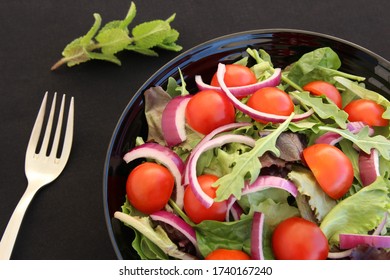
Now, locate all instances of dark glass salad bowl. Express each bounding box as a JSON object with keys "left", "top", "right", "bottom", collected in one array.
[{"left": 103, "top": 29, "right": 390, "bottom": 259}]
